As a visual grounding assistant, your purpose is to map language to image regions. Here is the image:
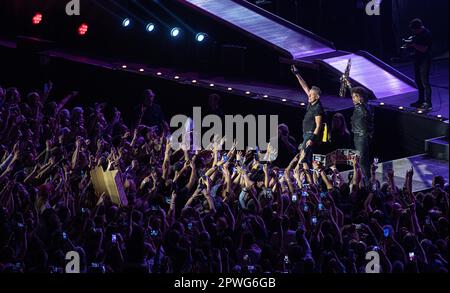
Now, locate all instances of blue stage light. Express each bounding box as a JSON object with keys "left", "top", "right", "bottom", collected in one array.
[
  {"left": 122, "top": 18, "right": 131, "bottom": 27},
  {"left": 195, "top": 33, "right": 207, "bottom": 42},
  {"left": 171, "top": 27, "right": 181, "bottom": 37},
  {"left": 146, "top": 23, "right": 155, "bottom": 32}
]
